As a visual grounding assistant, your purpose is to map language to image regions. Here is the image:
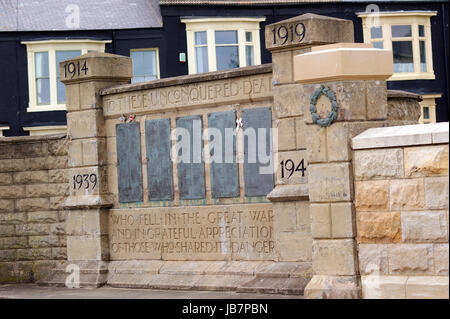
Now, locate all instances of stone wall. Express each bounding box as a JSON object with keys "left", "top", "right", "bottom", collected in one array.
[
  {"left": 0, "top": 134, "right": 68, "bottom": 283},
  {"left": 2, "top": 13, "right": 446, "bottom": 298},
  {"left": 352, "top": 122, "right": 449, "bottom": 299}
]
